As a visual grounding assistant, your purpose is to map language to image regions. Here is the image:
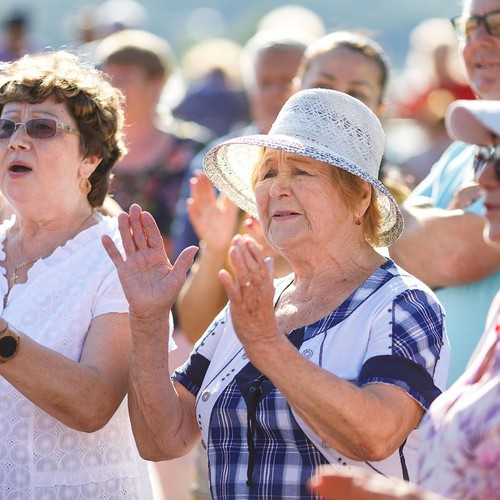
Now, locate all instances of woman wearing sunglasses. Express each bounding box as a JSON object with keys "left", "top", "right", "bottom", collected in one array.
[
  {"left": 308, "top": 98, "right": 500, "bottom": 500},
  {"left": 0, "top": 51, "right": 154, "bottom": 497}
]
